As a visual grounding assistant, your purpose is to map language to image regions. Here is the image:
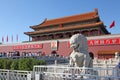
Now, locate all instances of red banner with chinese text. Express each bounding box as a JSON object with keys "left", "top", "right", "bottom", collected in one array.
[{"left": 13, "top": 44, "right": 43, "bottom": 50}]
